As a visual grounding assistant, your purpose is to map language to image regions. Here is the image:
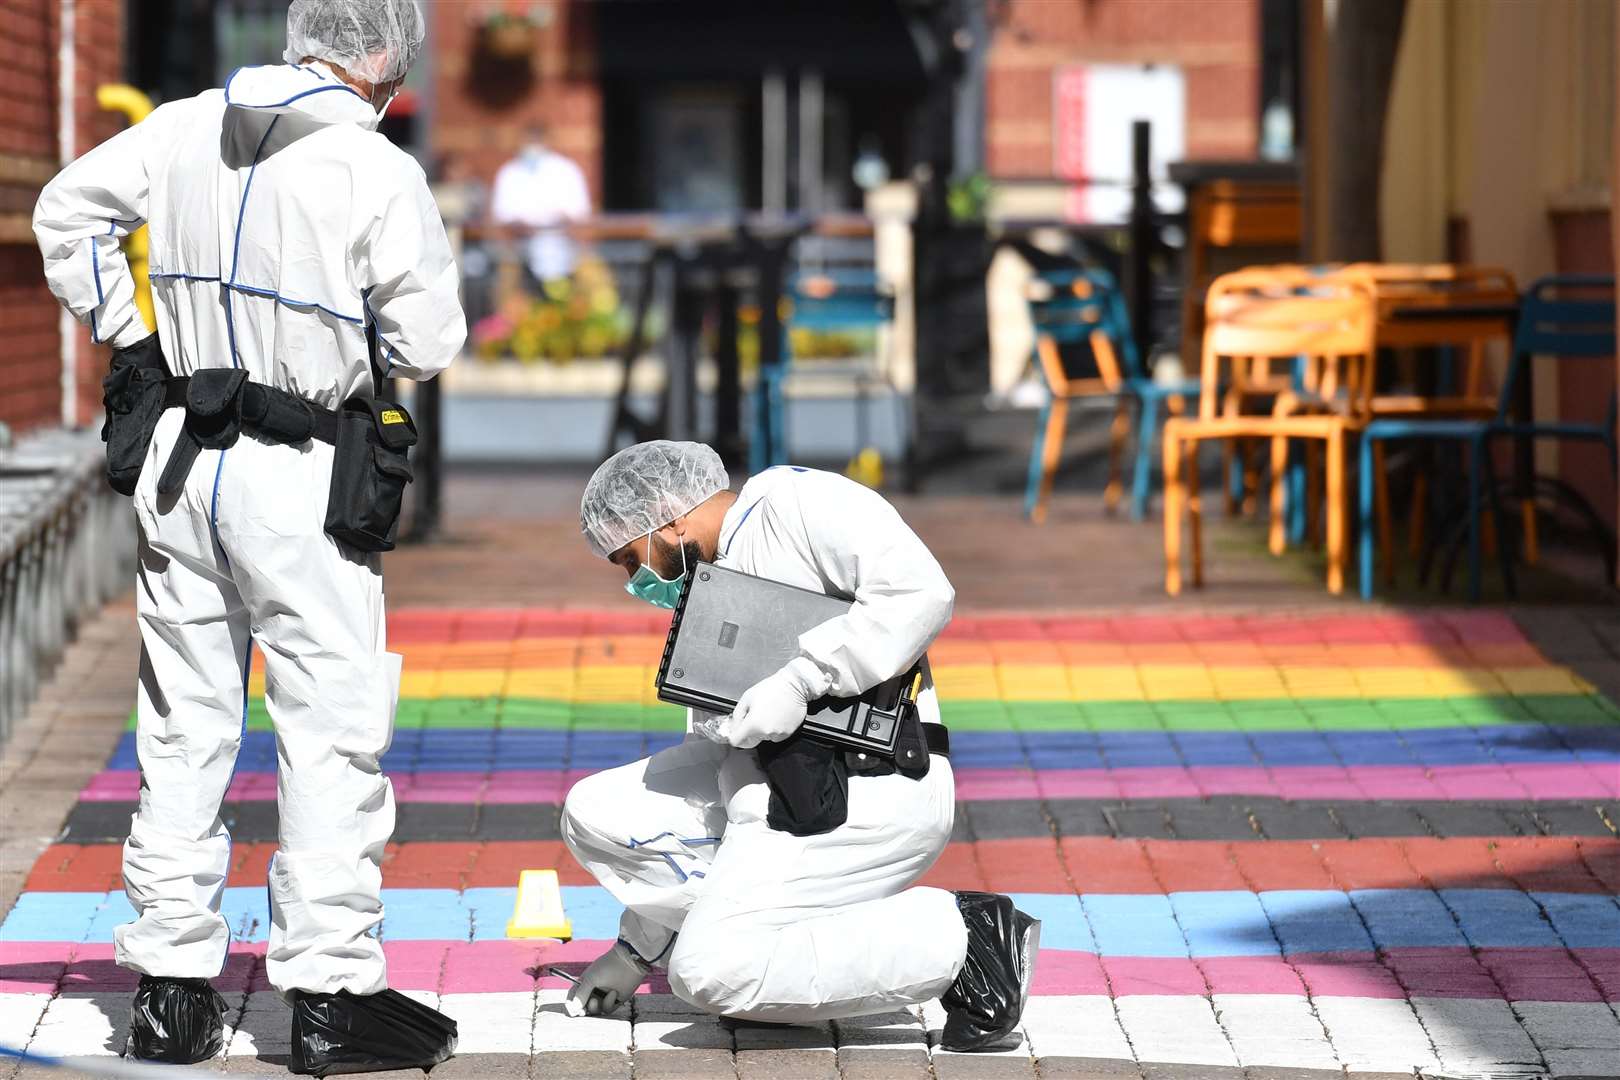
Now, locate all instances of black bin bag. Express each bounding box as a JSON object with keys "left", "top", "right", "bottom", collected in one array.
[
  {"left": 325, "top": 398, "right": 418, "bottom": 553},
  {"left": 127, "top": 975, "right": 227, "bottom": 1064},
  {"left": 291, "top": 988, "right": 458, "bottom": 1077}
]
